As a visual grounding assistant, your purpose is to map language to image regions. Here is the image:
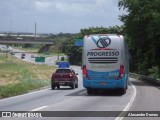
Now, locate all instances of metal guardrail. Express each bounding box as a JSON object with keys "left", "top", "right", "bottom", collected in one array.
[{"left": 130, "top": 73, "right": 160, "bottom": 85}]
